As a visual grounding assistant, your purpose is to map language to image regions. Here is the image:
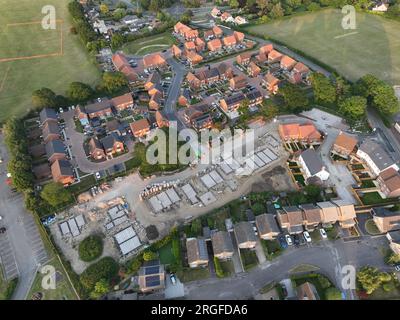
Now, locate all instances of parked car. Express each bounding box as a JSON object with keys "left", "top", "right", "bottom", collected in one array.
[
  {"left": 285, "top": 234, "right": 293, "bottom": 246},
  {"left": 395, "top": 265, "right": 400, "bottom": 272},
  {"left": 278, "top": 235, "right": 288, "bottom": 249},
  {"left": 293, "top": 234, "right": 300, "bottom": 246},
  {"left": 95, "top": 172, "right": 101, "bottom": 180},
  {"left": 0, "top": 227, "right": 6, "bottom": 234},
  {"left": 320, "top": 228, "right": 327, "bottom": 239},
  {"left": 170, "top": 273, "right": 177, "bottom": 285},
  {"left": 303, "top": 231, "right": 312, "bottom": 243},
  {"left": 280, "top": 283, "right": 288, "bottom": 297}
]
